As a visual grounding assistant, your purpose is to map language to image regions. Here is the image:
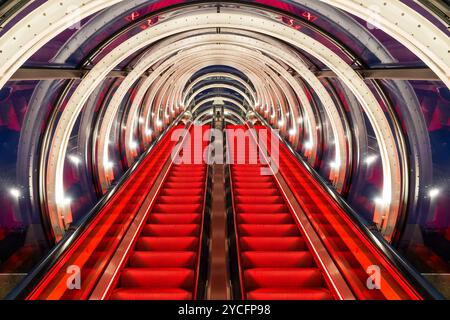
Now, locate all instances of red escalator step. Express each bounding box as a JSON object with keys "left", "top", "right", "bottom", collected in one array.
[
  {"left": 239, "top": 237, "right": 306, "bottom": 251},
  {"left": 236, "top": 204, "right": 288, "bottom": 213},
  {"left": 136, "top": 237, "right": 198, "bottom": 251},
  {"left": 119, "top": 268, "right": 194, "bottom": 288},
  {"left": 110, "top": 288, "right": 192, "bottom": 300},
  {"left": 148, "top": 214, "right": 201, "bottom": 224},
  {"left": 128, "top": 251, "right": 196, "bottom": 268},
  {"left": 241, "top": 252, "right": 315, "bottom": 268},
  {"left": 244, "top": 268, "right": 325, "bottom": 288},
  {"left": 141, "top": 224, "right": 200, "bottom": 237},
  {"left": 238, "top": 224, "right": 299, "bottom": 237},
  {"left": 156, "top": 196, "right": 203, "bottom": 204},
  {"left": 235, "top": 196, "right": 284, "bottom": 204},
  {"left": 237, "top": 214, "right": 292, "bottom": 224},
  {"left": 152, "top": 204, "right": 202, "bottom": 213},
  {"left": 246, "top": 288, "right": 333, "bottom": 300}
]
